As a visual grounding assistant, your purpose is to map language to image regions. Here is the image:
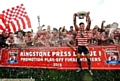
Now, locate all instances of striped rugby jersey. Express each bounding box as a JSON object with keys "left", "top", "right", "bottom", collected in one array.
[{"left": 76, "top": 29, "right": 89, "bottom": 46}]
